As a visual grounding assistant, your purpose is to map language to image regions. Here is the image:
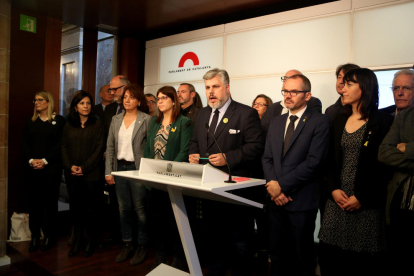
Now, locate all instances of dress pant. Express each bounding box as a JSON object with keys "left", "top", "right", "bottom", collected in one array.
[
  {"left": 268, "top": 207, "right": 317, "bottom": 276},
  {"left": 150, "top": 188, "right": 183, "bottom": 257},
  {"left": 28, "top": 166, "right": 61, "bottom": 239},
  {"left": 66, "top": 173, "right": 102, "bottom": 234},
  {"left": 114, "top": 161, "right": 149, "bottom": 244},
  {"left": 318, "top": 242, "right": 386, "bottom": 276},
  {"left": 206, "top": 201, "right": 255, "bottom": 276}
]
